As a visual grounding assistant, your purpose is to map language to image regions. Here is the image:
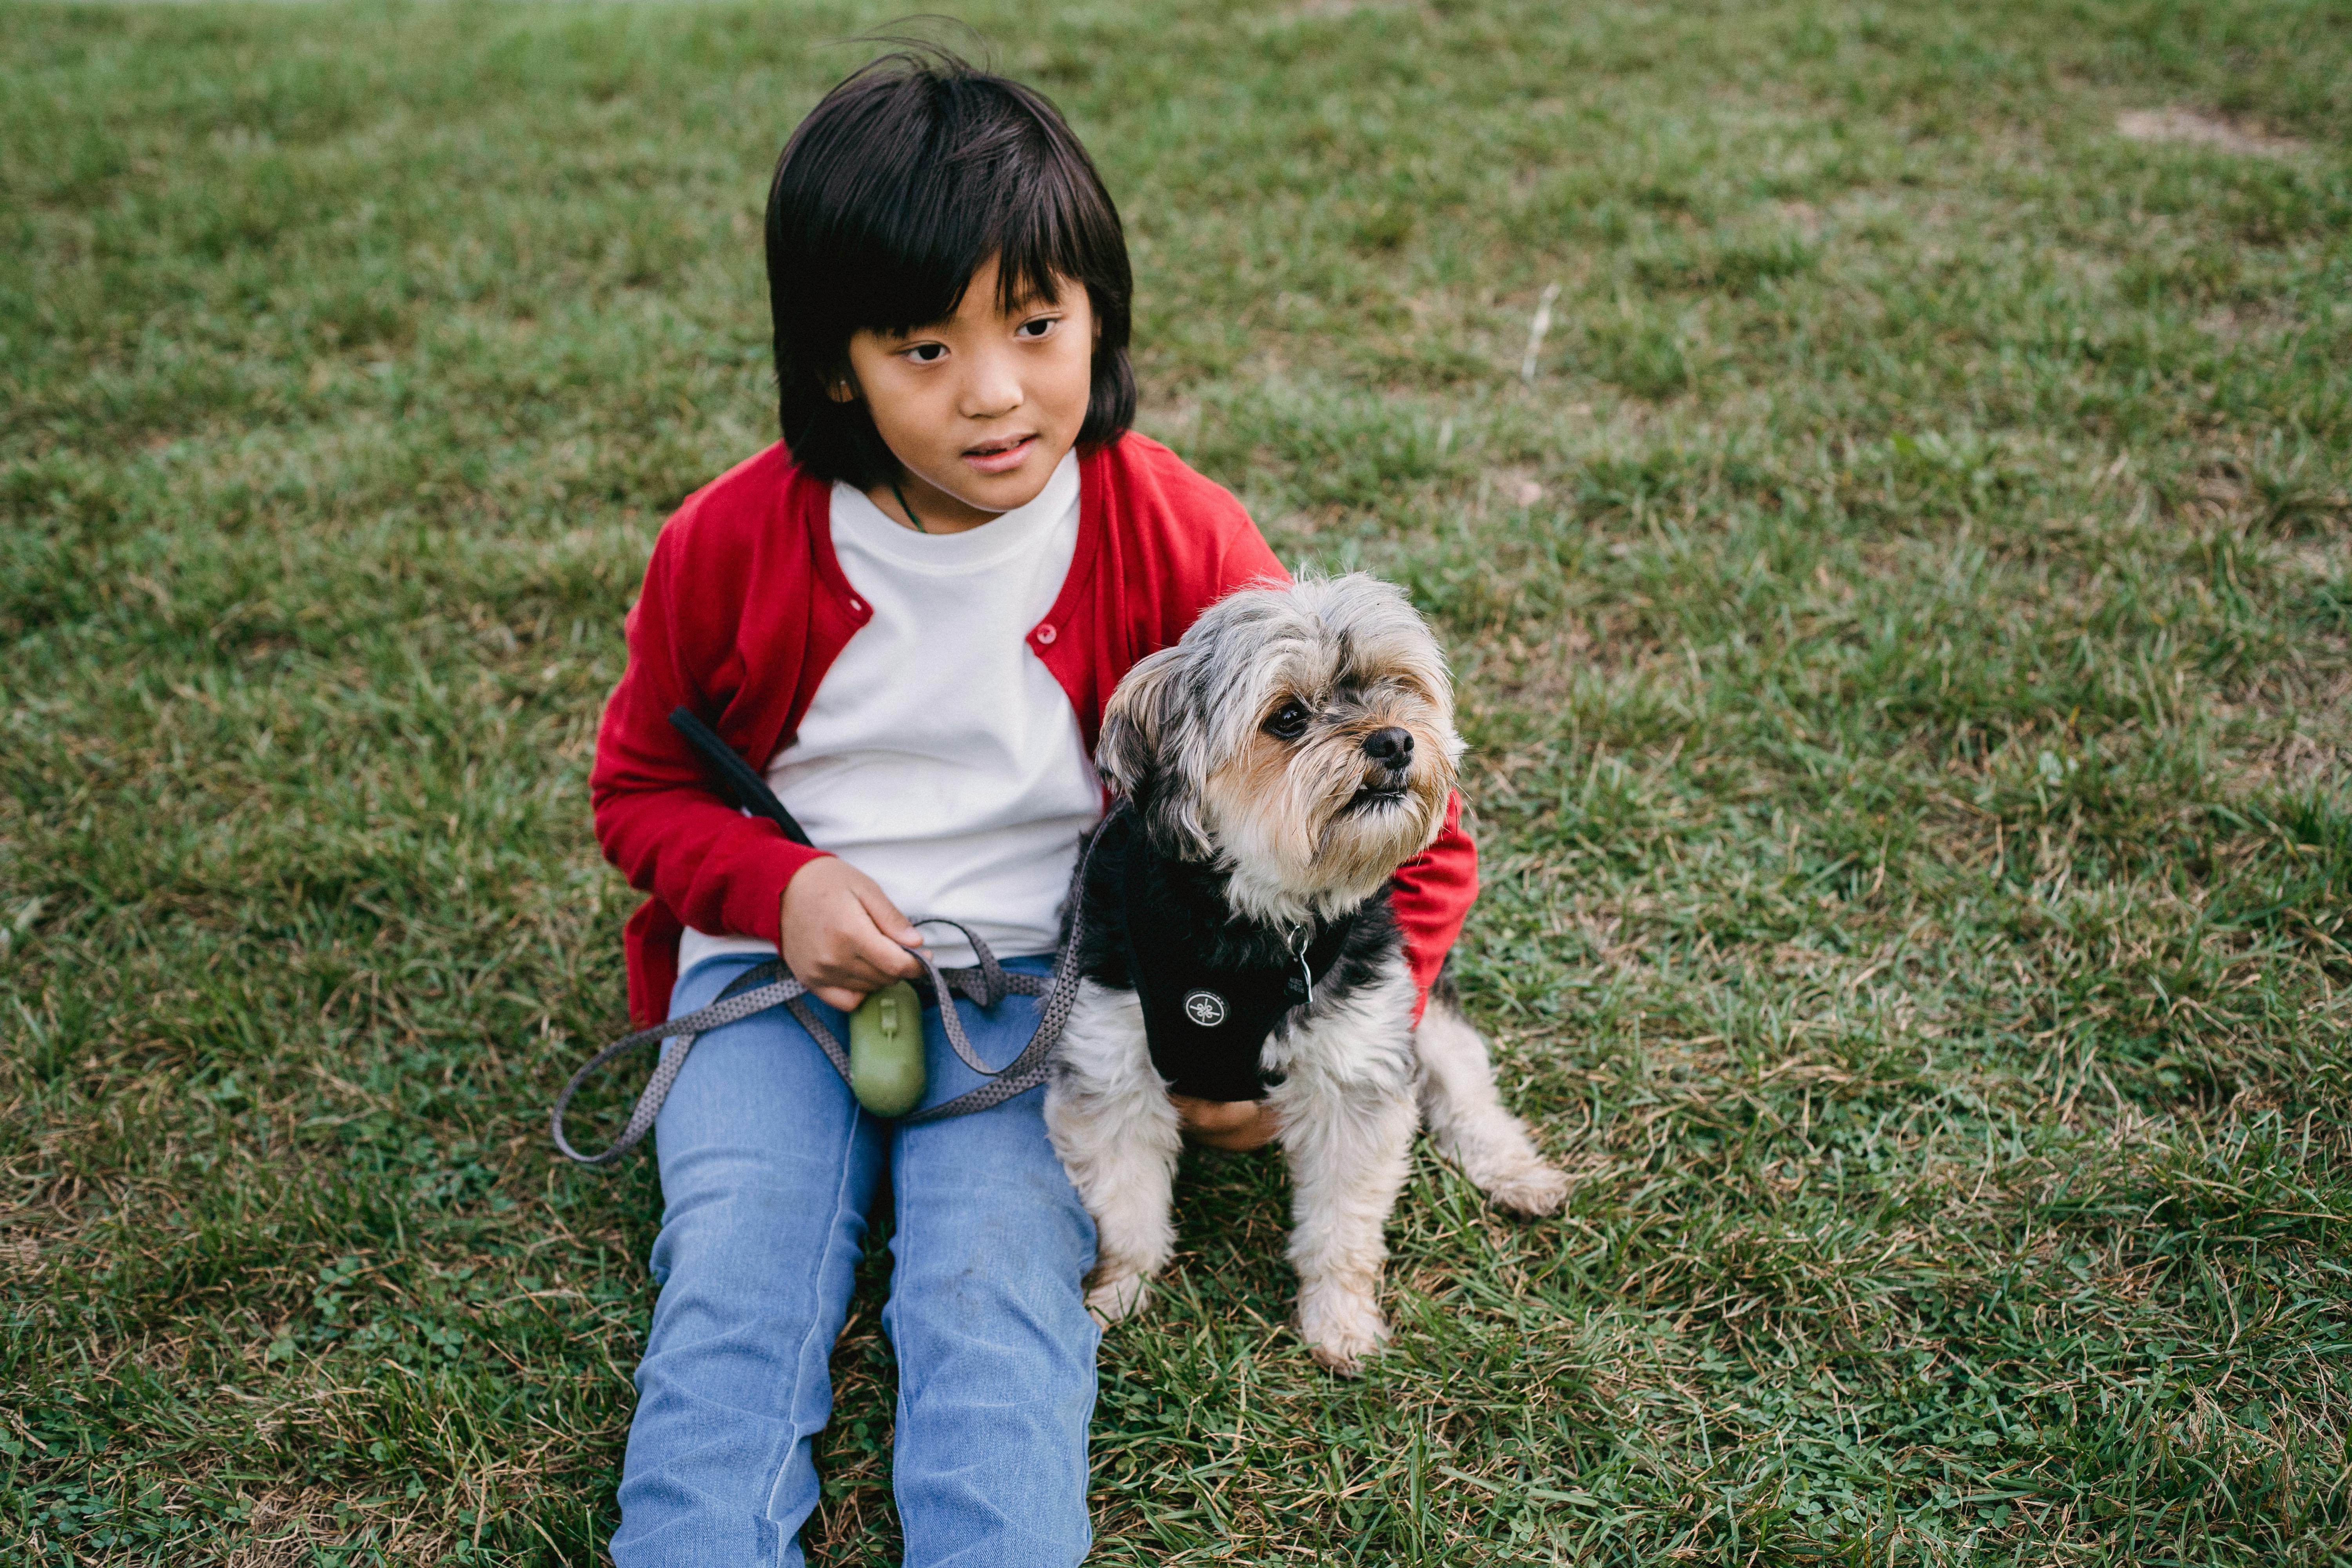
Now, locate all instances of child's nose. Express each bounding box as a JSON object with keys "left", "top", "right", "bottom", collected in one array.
[{"left": 958, "top": 350, "right": 1024, "bottom": 419}]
